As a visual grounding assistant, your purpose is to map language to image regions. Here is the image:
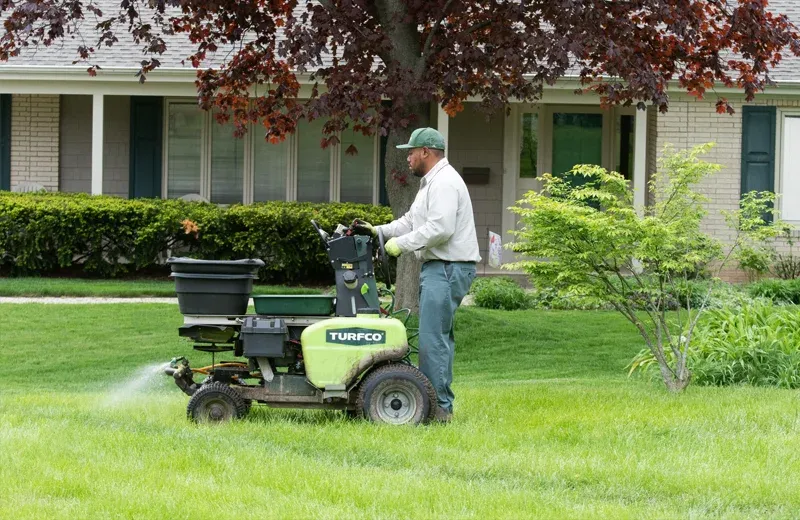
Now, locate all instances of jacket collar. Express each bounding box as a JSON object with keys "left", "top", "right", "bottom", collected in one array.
[{"left": 420, "top": 158, "right": 449, "bottom": 187}]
